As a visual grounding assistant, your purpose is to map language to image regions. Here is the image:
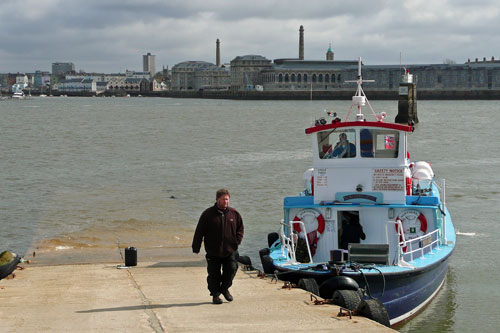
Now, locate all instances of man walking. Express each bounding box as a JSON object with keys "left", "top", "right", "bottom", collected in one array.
[{"left": 192, "top": 189, "right": 244, "bottom": 304}]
